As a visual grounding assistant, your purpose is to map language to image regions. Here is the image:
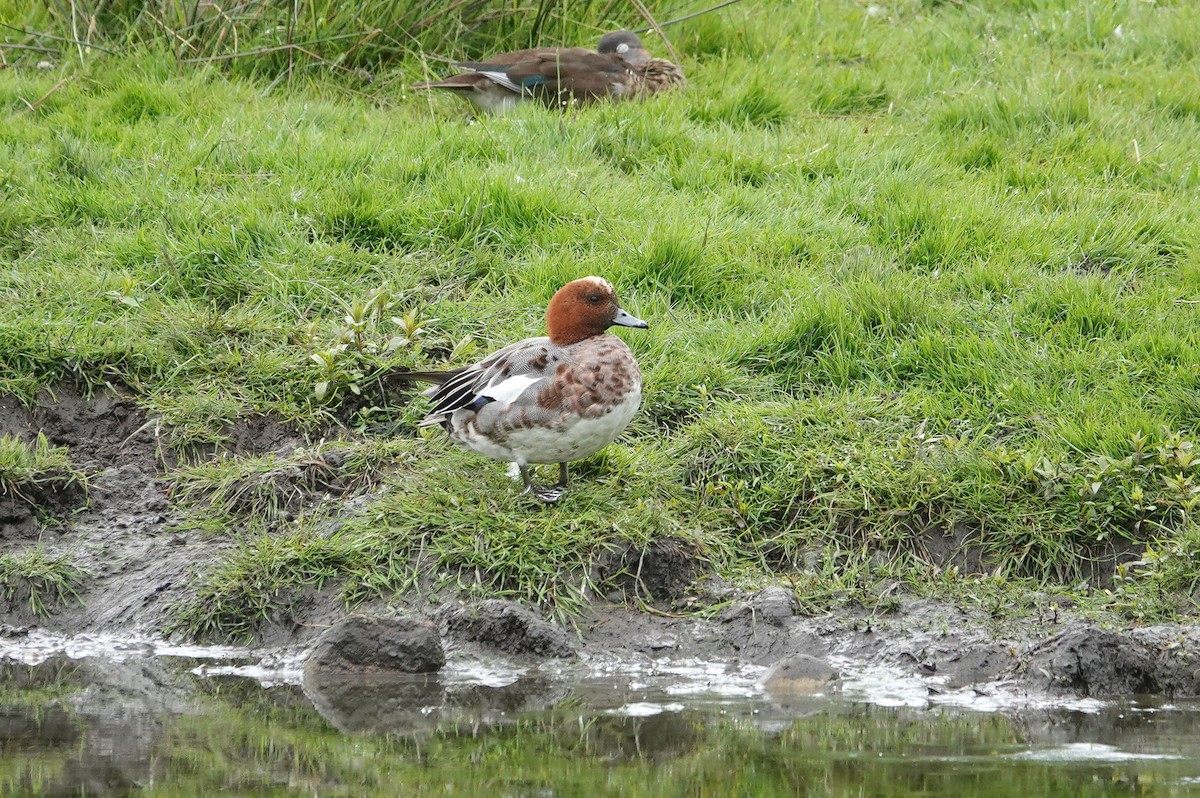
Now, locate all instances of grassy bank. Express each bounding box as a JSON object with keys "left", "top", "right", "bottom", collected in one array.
[{"left": 3, "top": 0, "right": 1200, "bottom": 637}]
